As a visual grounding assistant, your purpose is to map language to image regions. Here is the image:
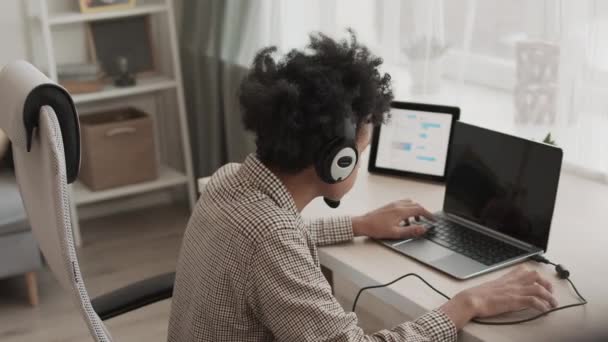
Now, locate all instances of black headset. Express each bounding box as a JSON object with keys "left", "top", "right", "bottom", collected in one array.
[
  {"left": 315, "top": 117, "right": 359, "bottom": 184},
  {"left": 315, "top": 117, "right": 358, "bottom": 208}
]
